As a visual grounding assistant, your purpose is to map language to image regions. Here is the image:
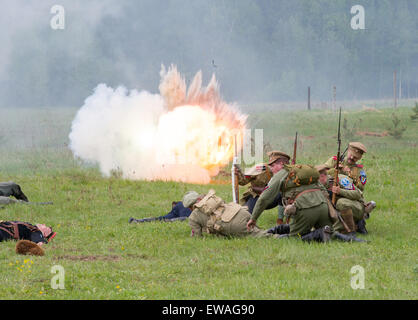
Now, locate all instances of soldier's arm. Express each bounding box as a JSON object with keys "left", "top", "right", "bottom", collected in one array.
[
  {"left": 236, "top": 168, "right": 252, "bottom": 186},
  {"left": 355, "top": 176, "right": 366, "bottom": 192},
  {"left": 354, "top": 166, "right": 366, "bottom": 191},
  {"left": 324, "top": 157, "right": 336, "bottom": 169},
  {"left": 338, "top": 188, "right": 363, "bottom": 201},
  {"left": 188, "top": 210, "right": 203, "bottom": 237},
  {"left": 251, "top": 170, "right": 287, "bottom": 222}
]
